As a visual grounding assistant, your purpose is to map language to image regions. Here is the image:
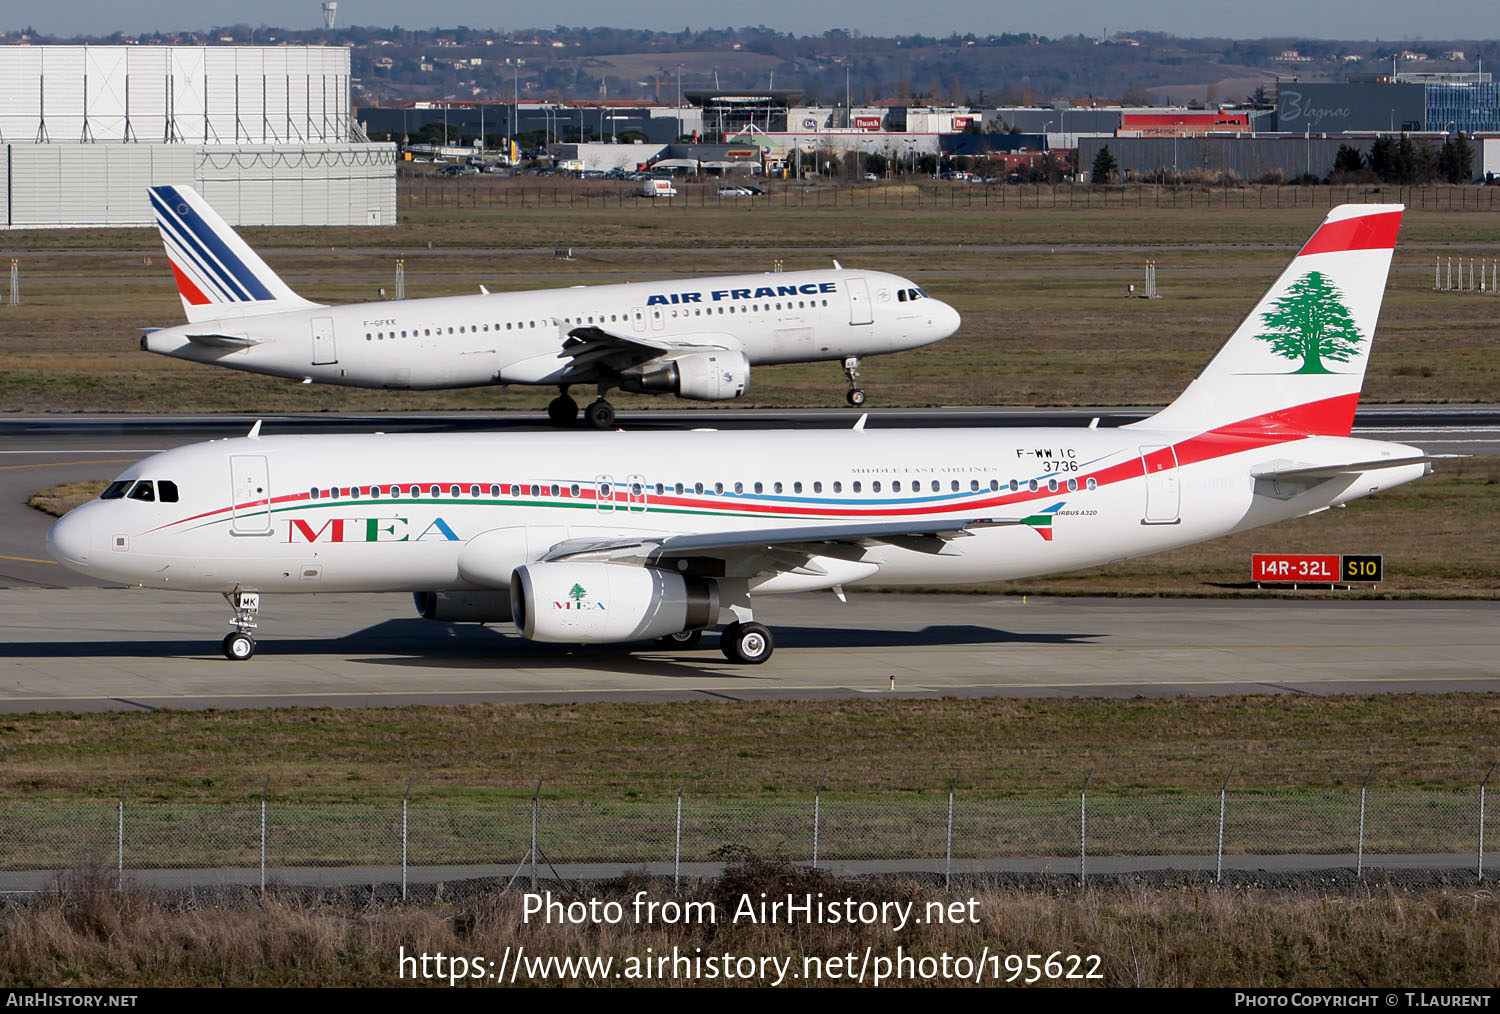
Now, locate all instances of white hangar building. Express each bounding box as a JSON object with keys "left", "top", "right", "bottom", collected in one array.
[{"left": 0, "top": 45, "right": 395, "bottom": 228}]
